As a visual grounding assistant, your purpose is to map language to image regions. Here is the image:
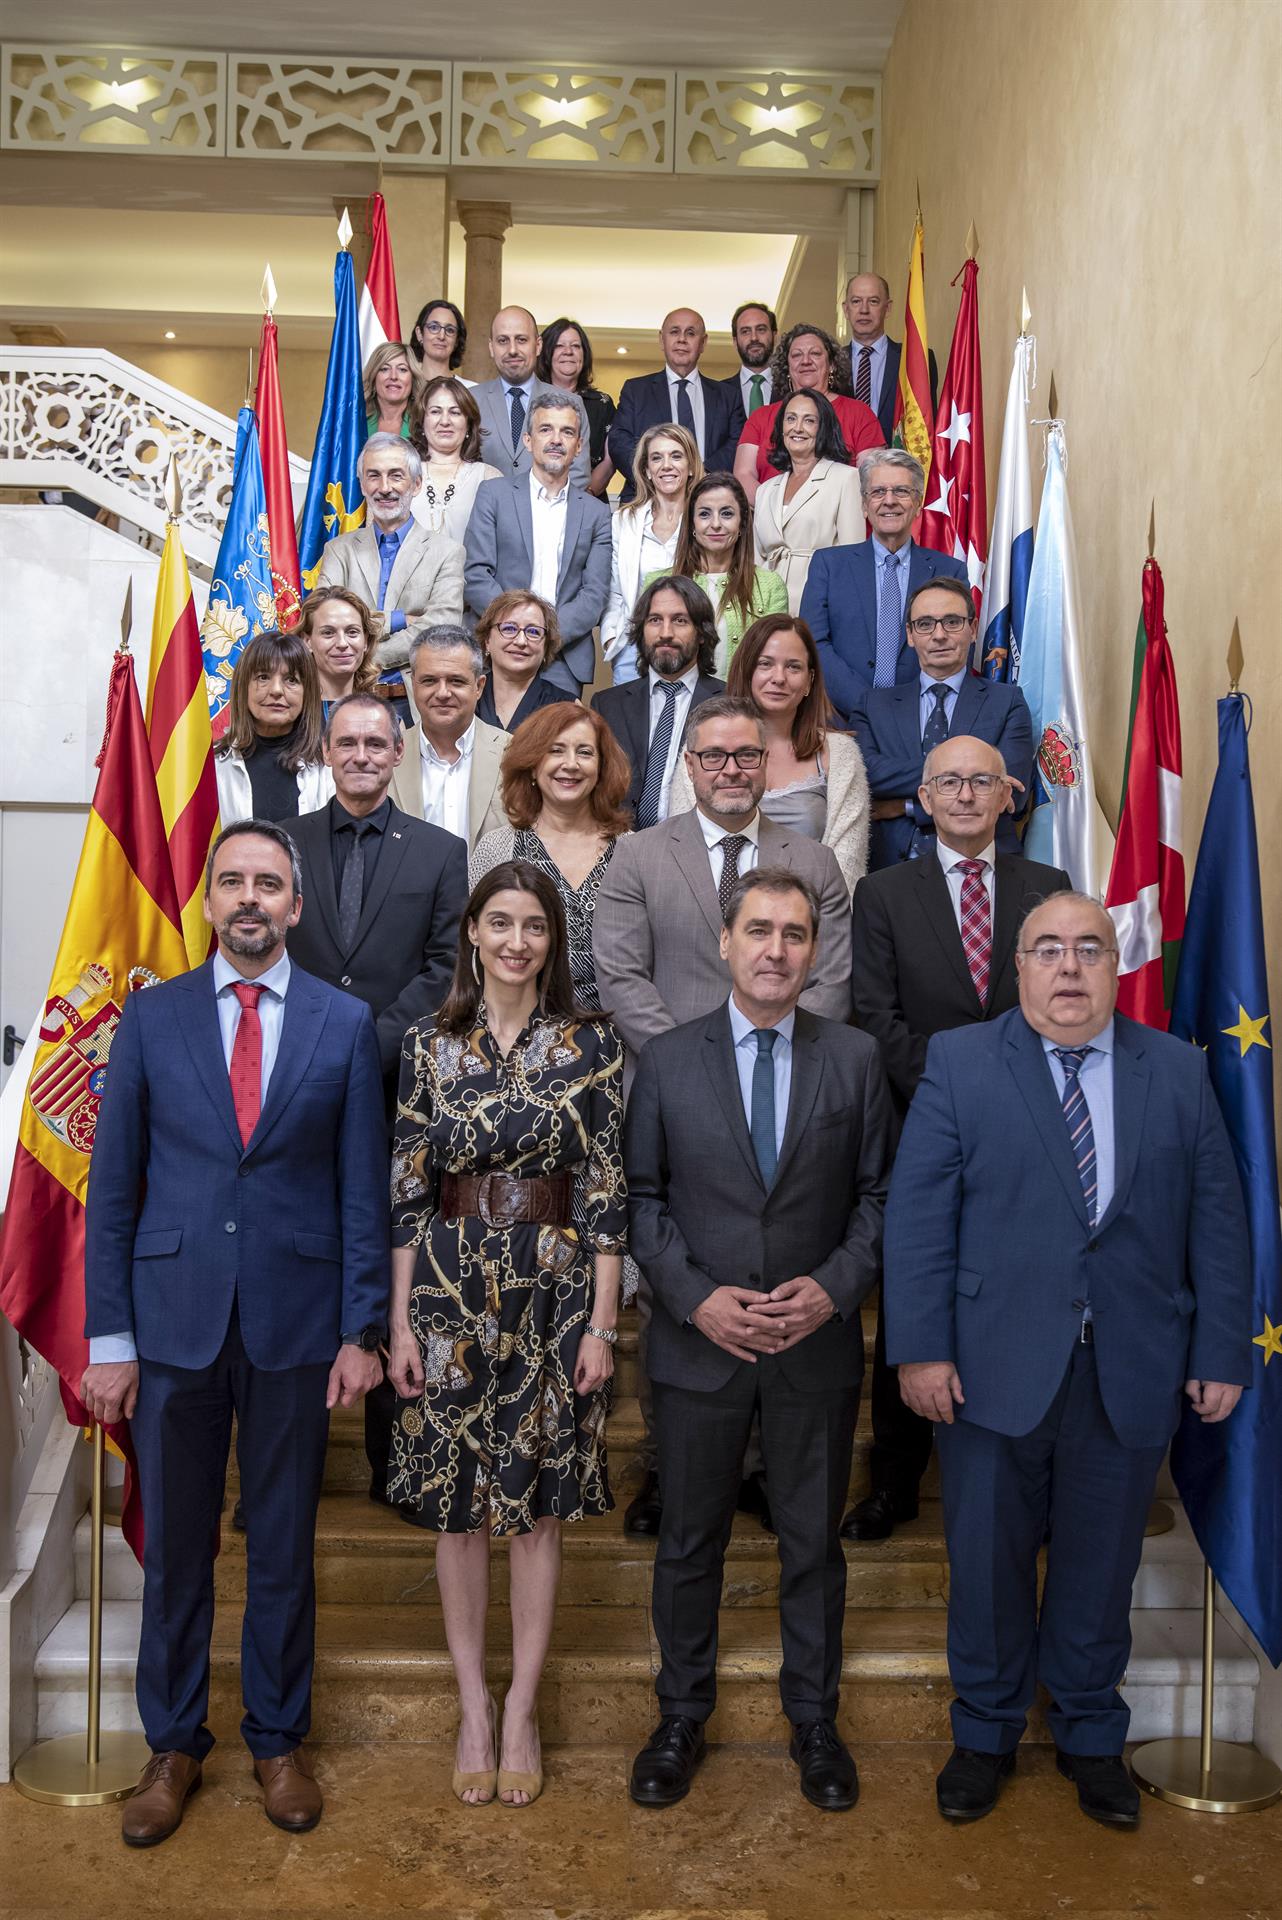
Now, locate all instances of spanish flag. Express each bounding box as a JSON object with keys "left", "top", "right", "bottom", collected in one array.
[
  {"left": 894, "top": 209, "right": 934, "bottom": 490},
  {"left": 0, "top": 650, "right": 192, "bottom": 1558},
  {"left": 146, "top": 522, "right": 220, "bottom": 967}
]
